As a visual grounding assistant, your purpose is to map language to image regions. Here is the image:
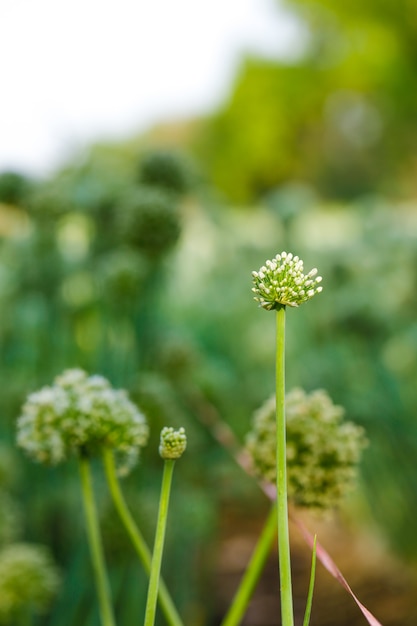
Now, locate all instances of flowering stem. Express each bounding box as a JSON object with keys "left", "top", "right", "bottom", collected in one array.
[
  {"left": 101, "top": 449, "right": 184, "bottom": 626},
  {"left": 220, "top": 502, "right": 277, "bottom": 626},
  {"left": 276, "top": 305, "right": 294, "bottom": 626},
  {"left": 78, "top": 455, "right": 116, "bottom": 626},
  {"left": 144, "top": 459, "right": 176, "bottom": 626}
]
